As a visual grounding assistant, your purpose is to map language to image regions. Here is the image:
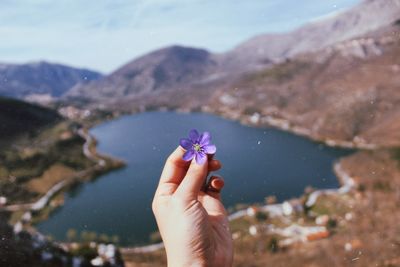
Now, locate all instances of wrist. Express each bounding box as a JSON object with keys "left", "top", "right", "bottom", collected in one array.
[
  {"left": 167, "top": 257, "right": 207, "bottom": 267},
  {"left": 168, "top": 263, "right": 207, "bottom": 267}
]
